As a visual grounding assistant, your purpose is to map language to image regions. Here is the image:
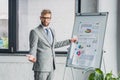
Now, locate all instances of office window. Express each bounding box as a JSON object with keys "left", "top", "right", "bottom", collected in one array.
[
  {"left": 18, "top": 0, "right": 75, "bottom": 51},
  {"left": 0, "top": 0, "right": 8, "bottom": 49}
]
